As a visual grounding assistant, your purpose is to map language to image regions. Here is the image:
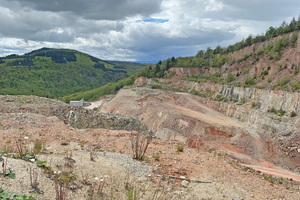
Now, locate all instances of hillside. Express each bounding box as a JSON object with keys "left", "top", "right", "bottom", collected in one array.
[
  {"left": 0, "top": 48, "right": 146, "bottom": 98},
  {"left": 137, "top": 31, "right": 300, "bottom": 92},
  {"left": 62, "top": 18, "right": 300, "bottom": 103}
]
